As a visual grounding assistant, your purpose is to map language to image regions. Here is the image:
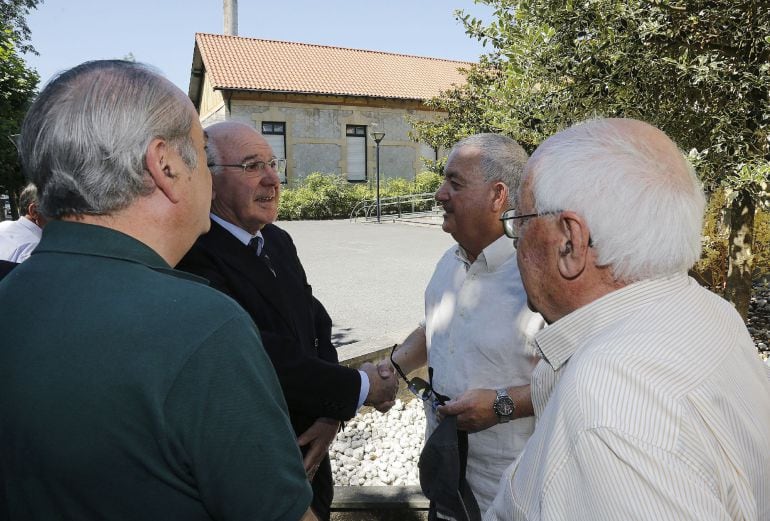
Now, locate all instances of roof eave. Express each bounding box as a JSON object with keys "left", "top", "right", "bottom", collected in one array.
[
  {"left": 188, "top": 43, "right": 206, "bottom": 110},
  {"left": 211, "top": 86, "right": 430, "bottom": 103}
]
